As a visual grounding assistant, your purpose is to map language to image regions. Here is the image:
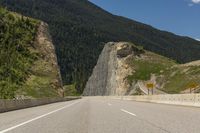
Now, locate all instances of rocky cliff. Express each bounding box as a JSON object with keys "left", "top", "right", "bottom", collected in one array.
[
  {"left": 17, "top": 22, "right": 64, "bottom": 98},
  {"left": 26, "top": 22, "right": 63, "bottom": 97},
  {"left": 0, "top": 7, "right": 63, "bottom": 99},
  {"left": 83, "top": 42, "right": 200, "bottom": 96},
  {"left": 83, "top": 42, "right": 143, "bottom": 96}
]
